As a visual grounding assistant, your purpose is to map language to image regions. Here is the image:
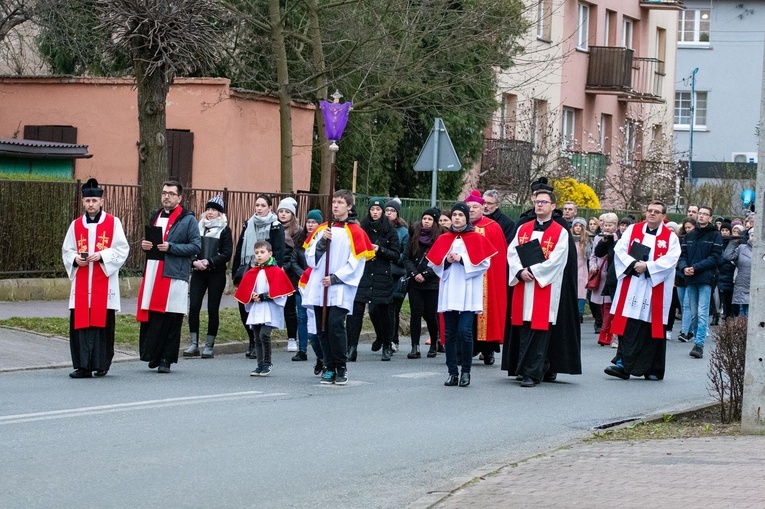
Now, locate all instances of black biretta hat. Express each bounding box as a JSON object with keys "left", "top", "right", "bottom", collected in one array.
[{"left": 81, "top": 178, "right": 103, "bottom": 198}]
